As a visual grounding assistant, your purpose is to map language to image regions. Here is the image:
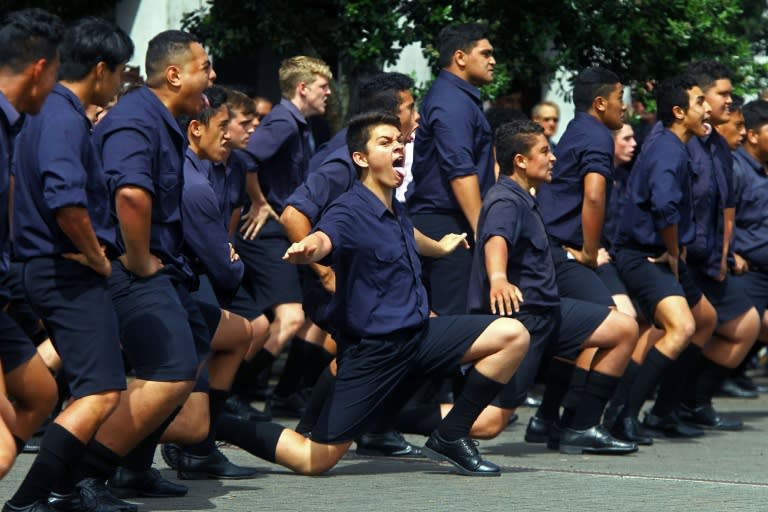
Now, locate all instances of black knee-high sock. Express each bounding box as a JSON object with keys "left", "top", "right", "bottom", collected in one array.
[
  {"left": 690, "top": 356, "right": 733, "bottom": 407},
  {"left": 10, "top": 424, "right": 86, "bottom": 507},
  {"left": 624, "top": 347, "right": 674, "bottom": 418},
  {"left": 233, "top": 349, "right": 275, "bottom": 396},
  {"left": 121, "top": 406, "right": 182, "bottom": 472},
  {"left": 216, "top": 415, "right": 285, "bottom": 463},
  {"left": 81, "top": 439, "right": 122, "bottom": 481},
  {"left": 295, "top": 366, "right": 334, "bottom": 435},
  {"left": 571, "top": 371, "right": 620, "bottom": 430},
  {"left": 436, "top": 368, "right": 504, "bottom": 441},
  {"left": 611, "top": 359, "right": 640, "bottom": 407},
  {"left": 273, "top": 338, "right": 307, "bottom": 398},
  {"left": 652, "top": 344, "right": 701, "bottom": 417},
  {"left": 303, "top": 342, "right": 334, "bottom": 388},
  {"left": 394, "top": 404, "right": 443, "bottom": 436},
  {"left": 560, "top": 366, "right": 589, "bottom": 428},
  {"left": 537, "top": 358, "right": 575, "bottom": 422},
  {"left": 186, "top": 389, "right": 228, "bottom": 456}
]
